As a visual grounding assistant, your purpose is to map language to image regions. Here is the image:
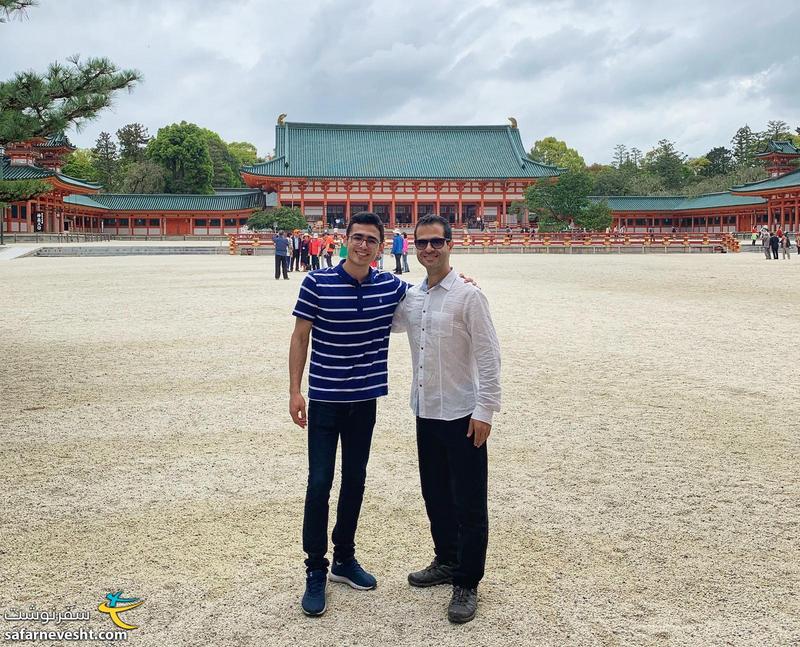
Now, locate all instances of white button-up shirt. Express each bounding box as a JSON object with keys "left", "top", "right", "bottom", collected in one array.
[{"left": 392, "top": 269, "right": 501, "bottom": 424}]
